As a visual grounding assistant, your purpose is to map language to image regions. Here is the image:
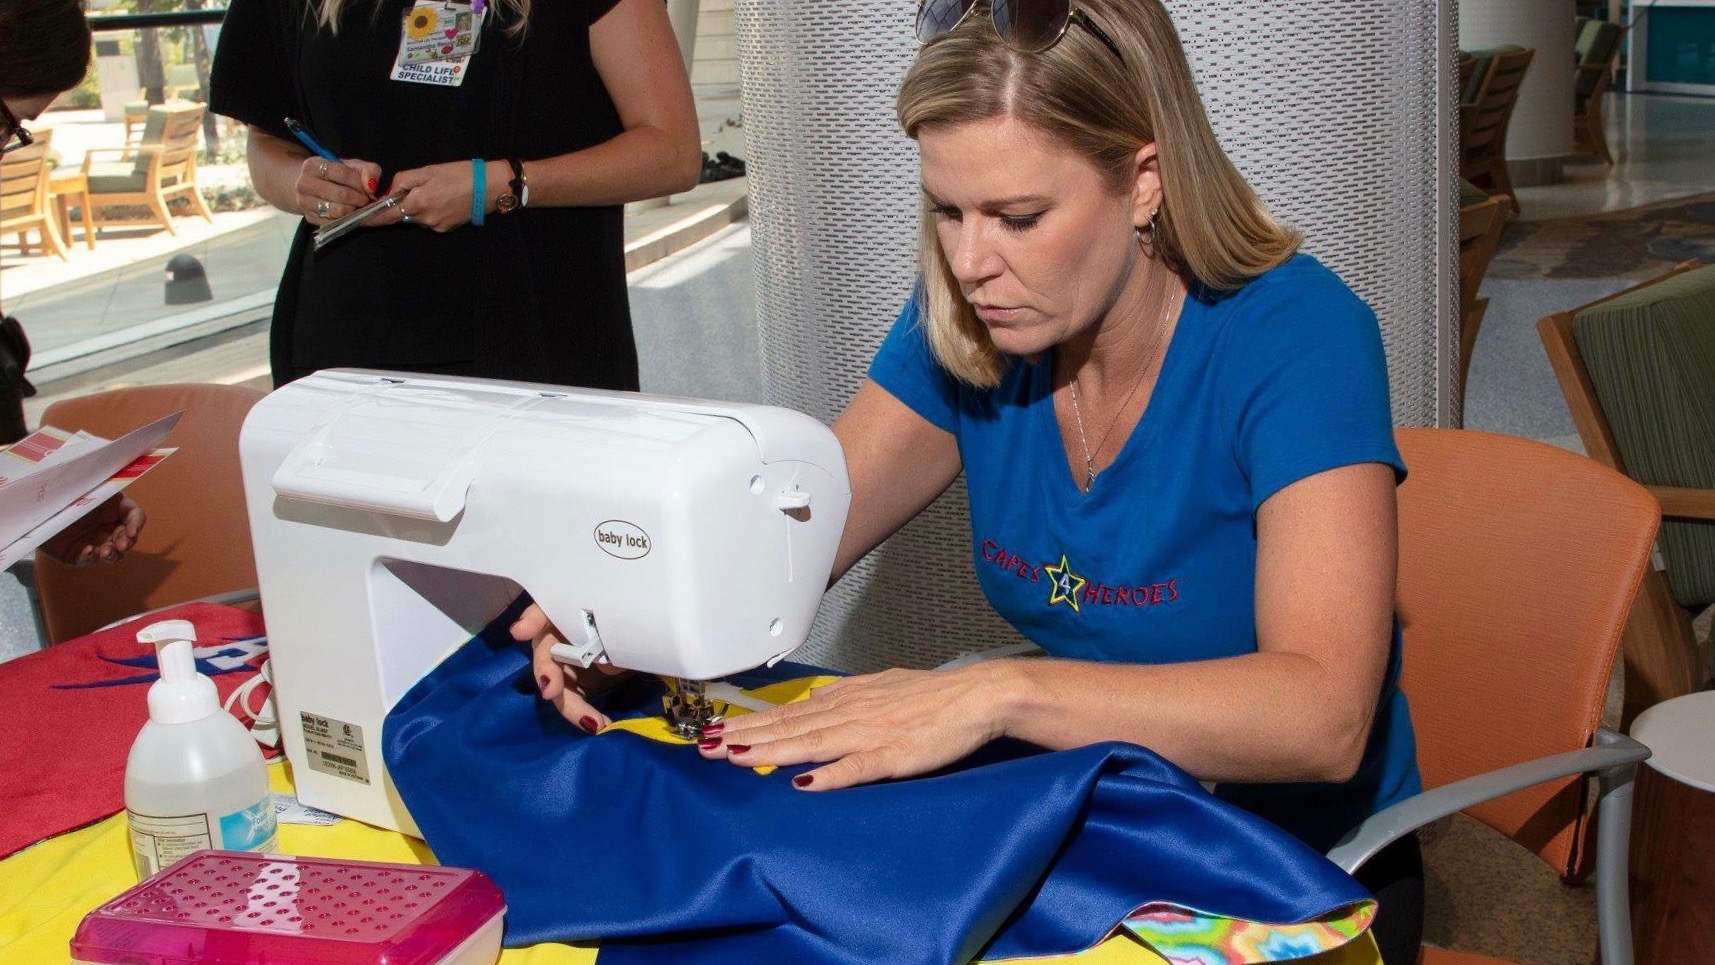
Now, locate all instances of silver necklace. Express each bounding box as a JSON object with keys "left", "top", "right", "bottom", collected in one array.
[{"left": 1067, "top": 285, "right": 1177, "bottom": 491}]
